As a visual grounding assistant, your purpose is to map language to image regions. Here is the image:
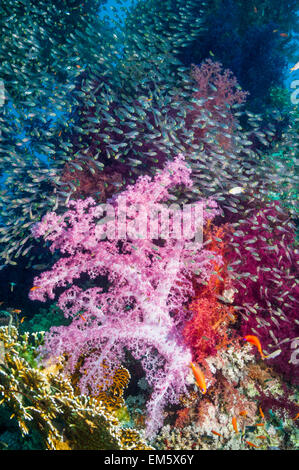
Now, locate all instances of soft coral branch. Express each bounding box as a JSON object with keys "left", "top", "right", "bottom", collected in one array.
[{"left": 29, "top": 155, "right": 220, "bottom": 436}]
